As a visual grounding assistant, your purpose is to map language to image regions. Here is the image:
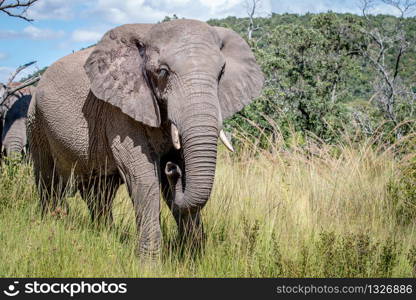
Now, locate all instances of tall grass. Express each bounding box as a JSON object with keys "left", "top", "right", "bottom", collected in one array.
[{"left": 0, "top": 133, "right": 415, "bottom": 277}]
